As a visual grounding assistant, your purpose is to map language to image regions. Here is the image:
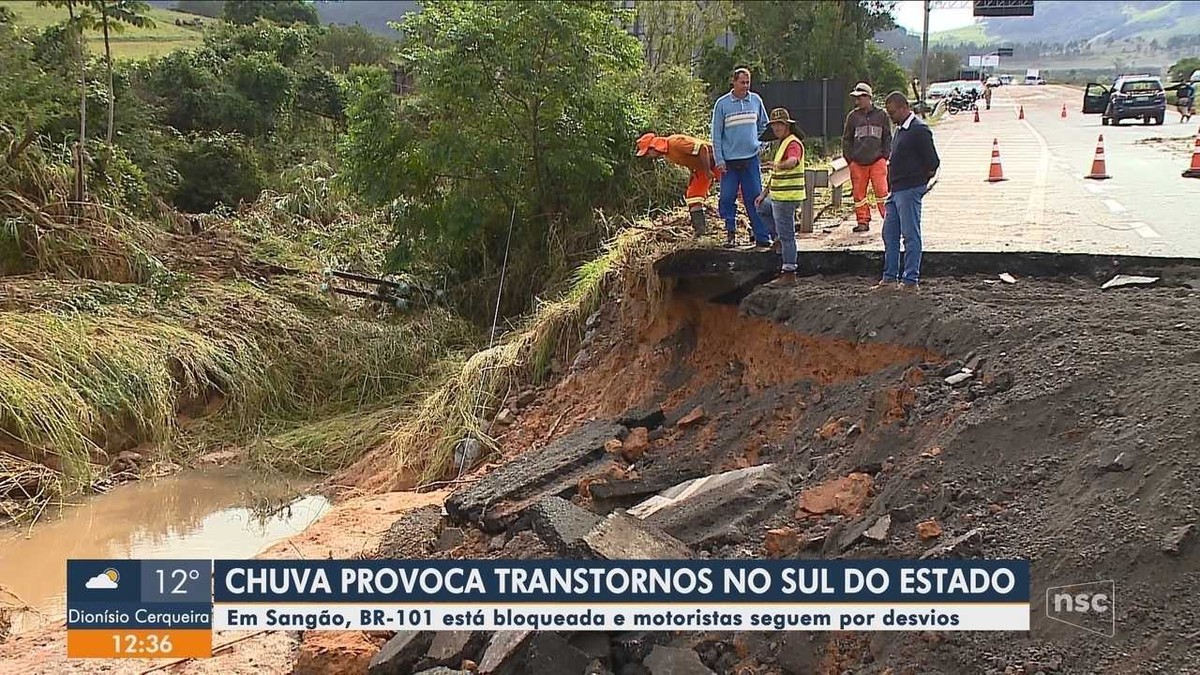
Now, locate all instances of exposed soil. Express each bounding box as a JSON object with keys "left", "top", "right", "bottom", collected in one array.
[
  {"left": 386, "top": 260, "right": 1200, "bottom": 674},
  {"left": 5, "top": 249, "right": 1200, "bottom": 674}
]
